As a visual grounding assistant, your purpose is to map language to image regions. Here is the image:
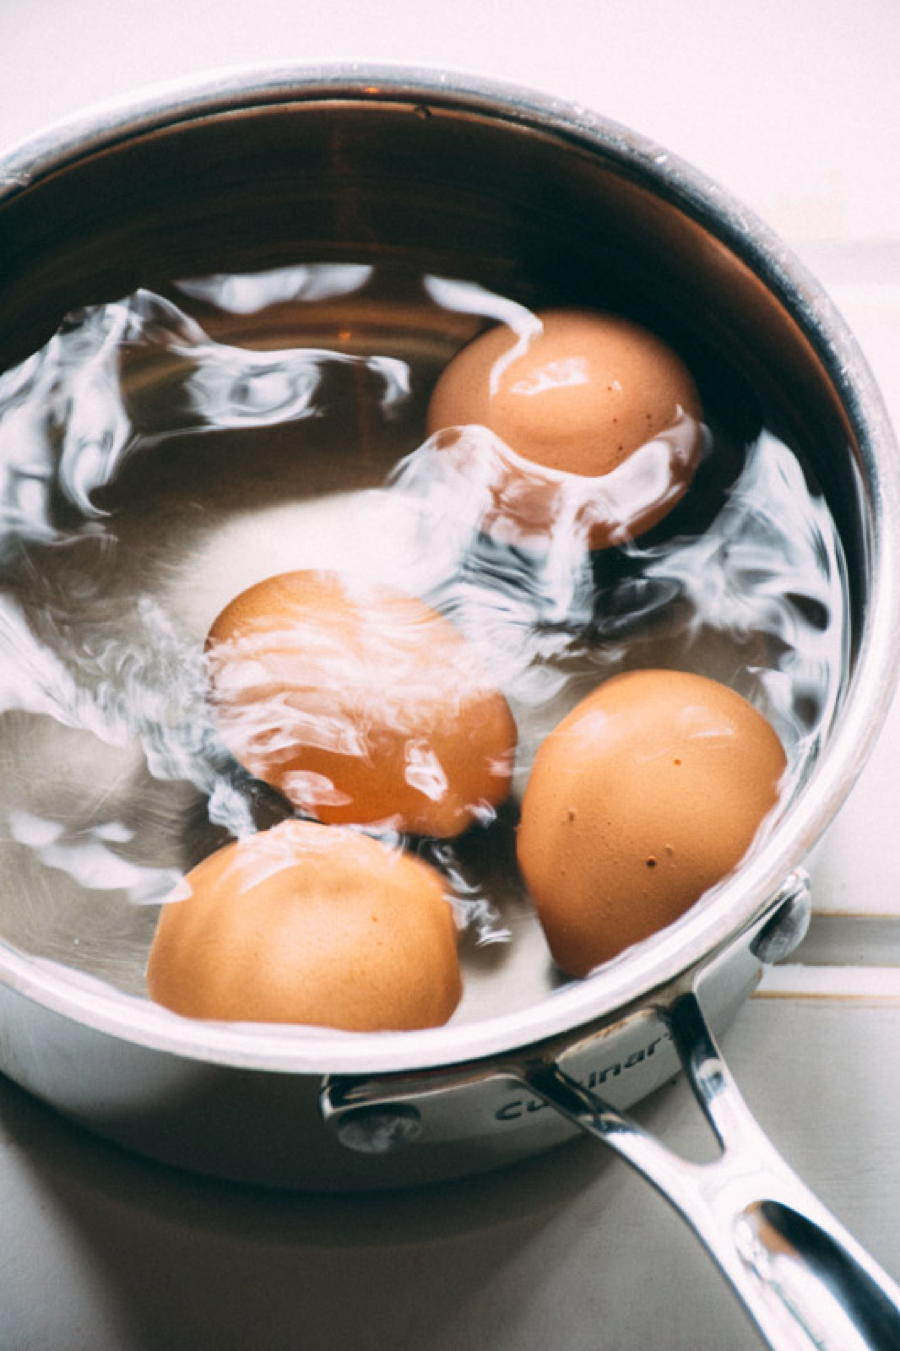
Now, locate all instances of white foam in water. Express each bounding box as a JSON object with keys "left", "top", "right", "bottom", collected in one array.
[{"left": 0, "top": 265, "right": 849, "bottom": 995}]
